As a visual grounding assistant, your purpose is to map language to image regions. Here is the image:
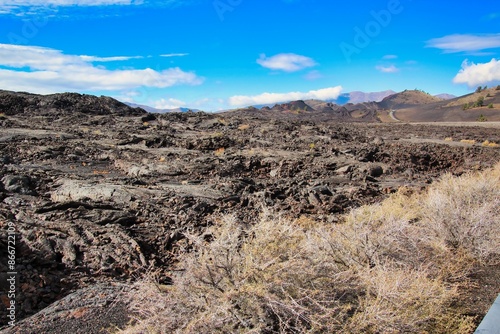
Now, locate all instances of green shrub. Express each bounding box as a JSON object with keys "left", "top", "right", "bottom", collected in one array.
[{"left": 476, "top": 96, "right": 485, "bottom": 107}]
